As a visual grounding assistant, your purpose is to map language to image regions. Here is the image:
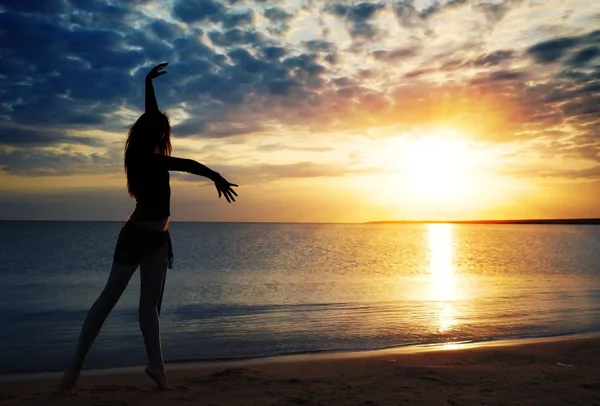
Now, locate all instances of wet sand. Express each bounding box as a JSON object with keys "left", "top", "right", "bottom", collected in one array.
[{"left": 1, "top": 334, "right": 599, "bottom": 405}]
